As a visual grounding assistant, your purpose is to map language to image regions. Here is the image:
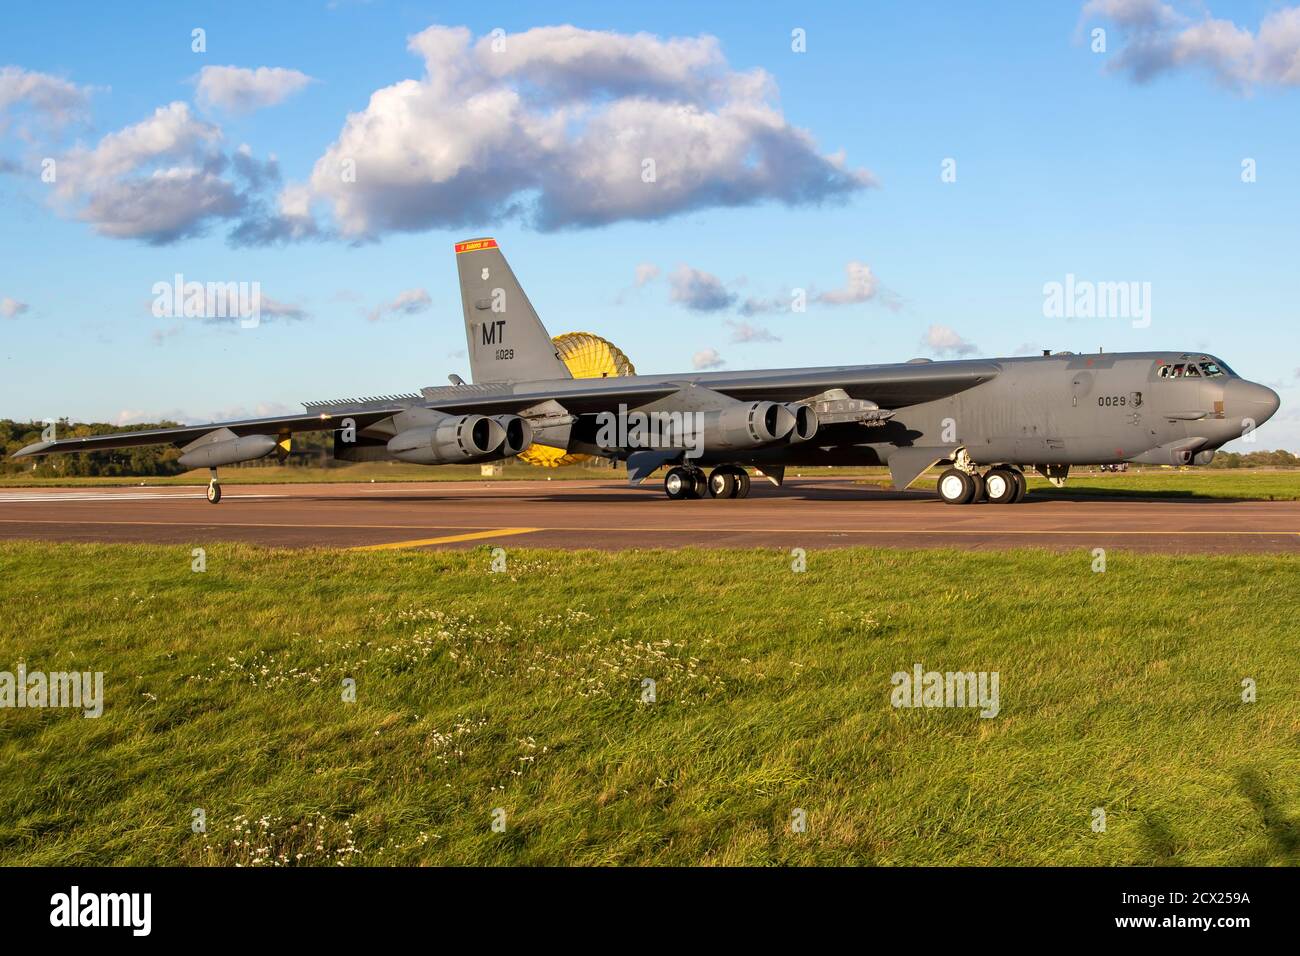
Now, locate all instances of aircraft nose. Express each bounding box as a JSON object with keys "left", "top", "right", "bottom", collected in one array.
[{"left": 1225, "top": 379, "right": 1280, "bottom": 426}]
